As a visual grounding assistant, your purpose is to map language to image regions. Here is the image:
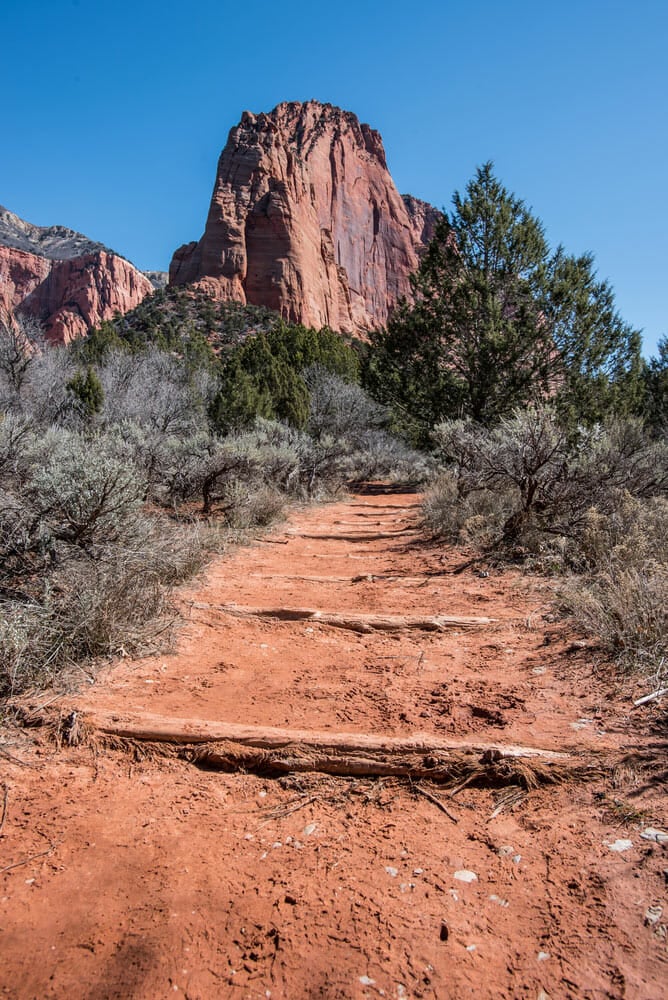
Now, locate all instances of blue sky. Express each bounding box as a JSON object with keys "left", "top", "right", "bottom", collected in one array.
[{"left": 1, "top": 0, "right": 666, "bottom": 355}]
